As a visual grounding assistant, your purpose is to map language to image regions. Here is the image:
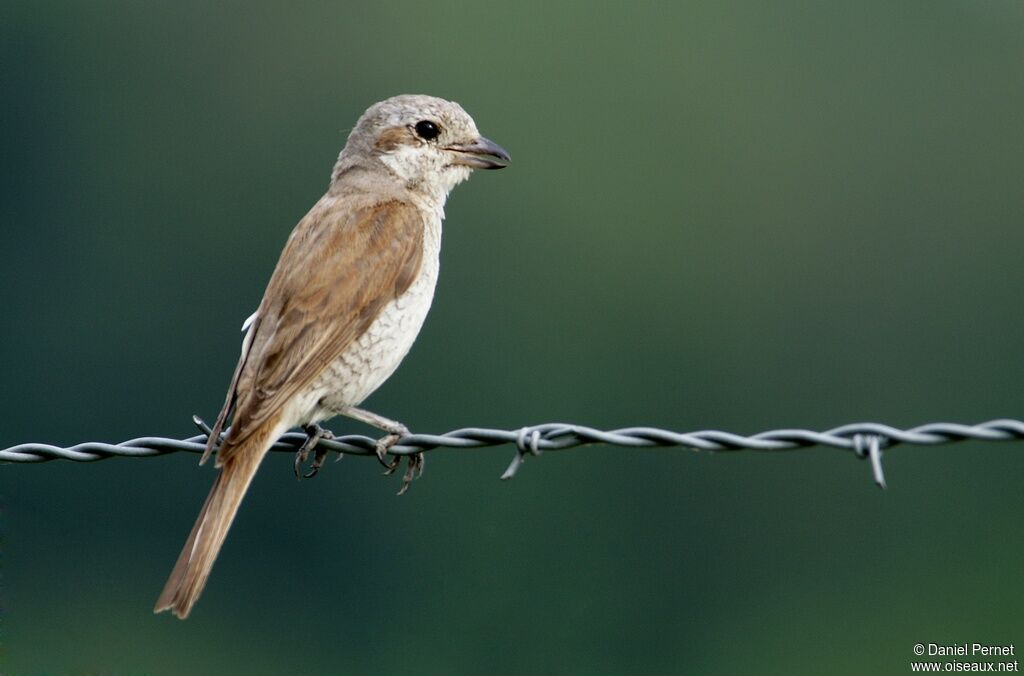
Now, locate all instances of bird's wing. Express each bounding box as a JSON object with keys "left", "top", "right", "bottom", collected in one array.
[
  {"left": 212, "top": 197, "right": 425, "bottom": 466},
  {"left": 200, "top": 310, "right": 261, "bottom": 464}
]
